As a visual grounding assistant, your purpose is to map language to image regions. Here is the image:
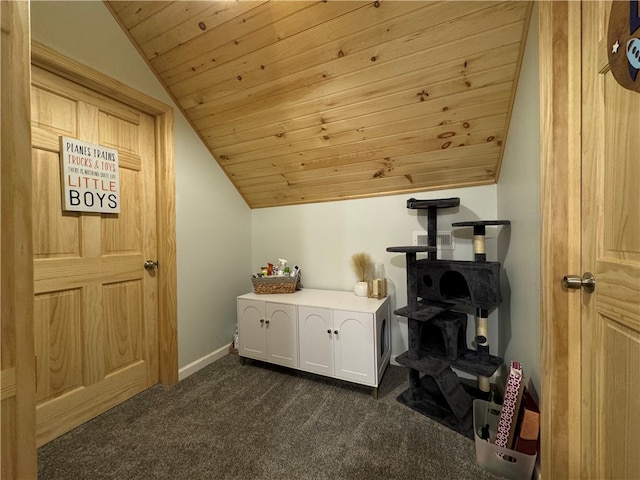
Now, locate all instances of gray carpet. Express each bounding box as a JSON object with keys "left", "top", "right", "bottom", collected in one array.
[{"left": 38, "top": 354, "right": 507, "bottom": 480}]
